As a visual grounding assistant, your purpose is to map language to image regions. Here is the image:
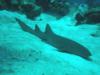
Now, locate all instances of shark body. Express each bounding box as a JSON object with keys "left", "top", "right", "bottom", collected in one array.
[{"left": 16, "top": 18, "right": 92, "bottom": 60}]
